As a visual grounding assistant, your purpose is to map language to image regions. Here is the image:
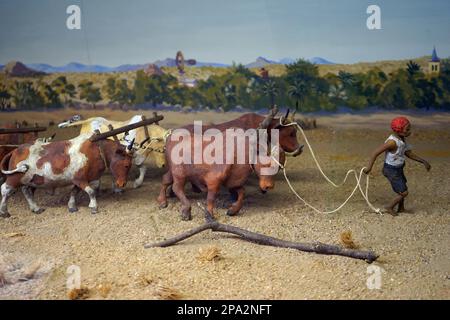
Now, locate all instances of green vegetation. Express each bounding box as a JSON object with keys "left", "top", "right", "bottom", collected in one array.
[{"left": 0, "top": 57, "right": 449, "bottom": 112}]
